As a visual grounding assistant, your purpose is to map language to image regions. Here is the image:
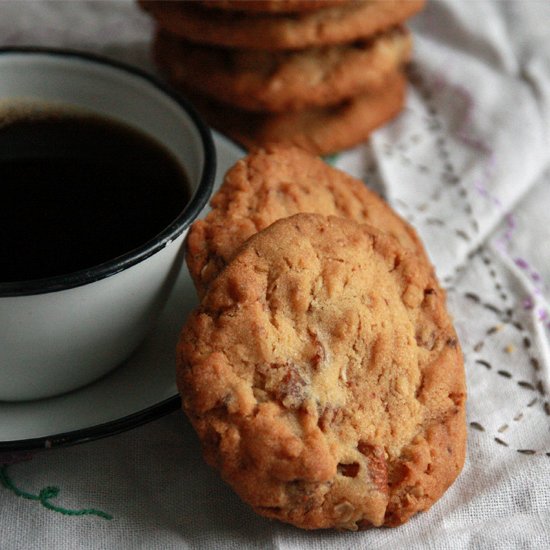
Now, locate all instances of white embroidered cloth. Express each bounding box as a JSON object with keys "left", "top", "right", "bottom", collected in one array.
[{"left": 0, "top": 1, "right": 549, "bottom": 548}]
